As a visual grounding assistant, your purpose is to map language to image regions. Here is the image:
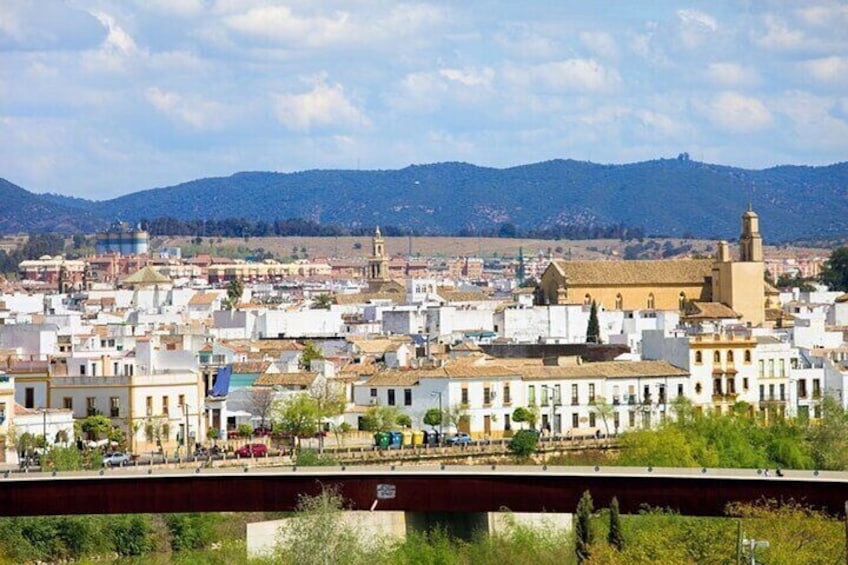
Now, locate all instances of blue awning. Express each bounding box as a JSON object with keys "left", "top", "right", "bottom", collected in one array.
[{"left": 210, "top": 365, "right": 232, "bottom": 398}]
